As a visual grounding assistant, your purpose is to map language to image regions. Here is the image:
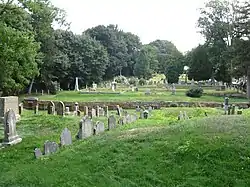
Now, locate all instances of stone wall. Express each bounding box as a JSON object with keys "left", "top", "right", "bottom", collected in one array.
[{"left": 23, "top": 100, "right": 250, "bottom": 111}]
